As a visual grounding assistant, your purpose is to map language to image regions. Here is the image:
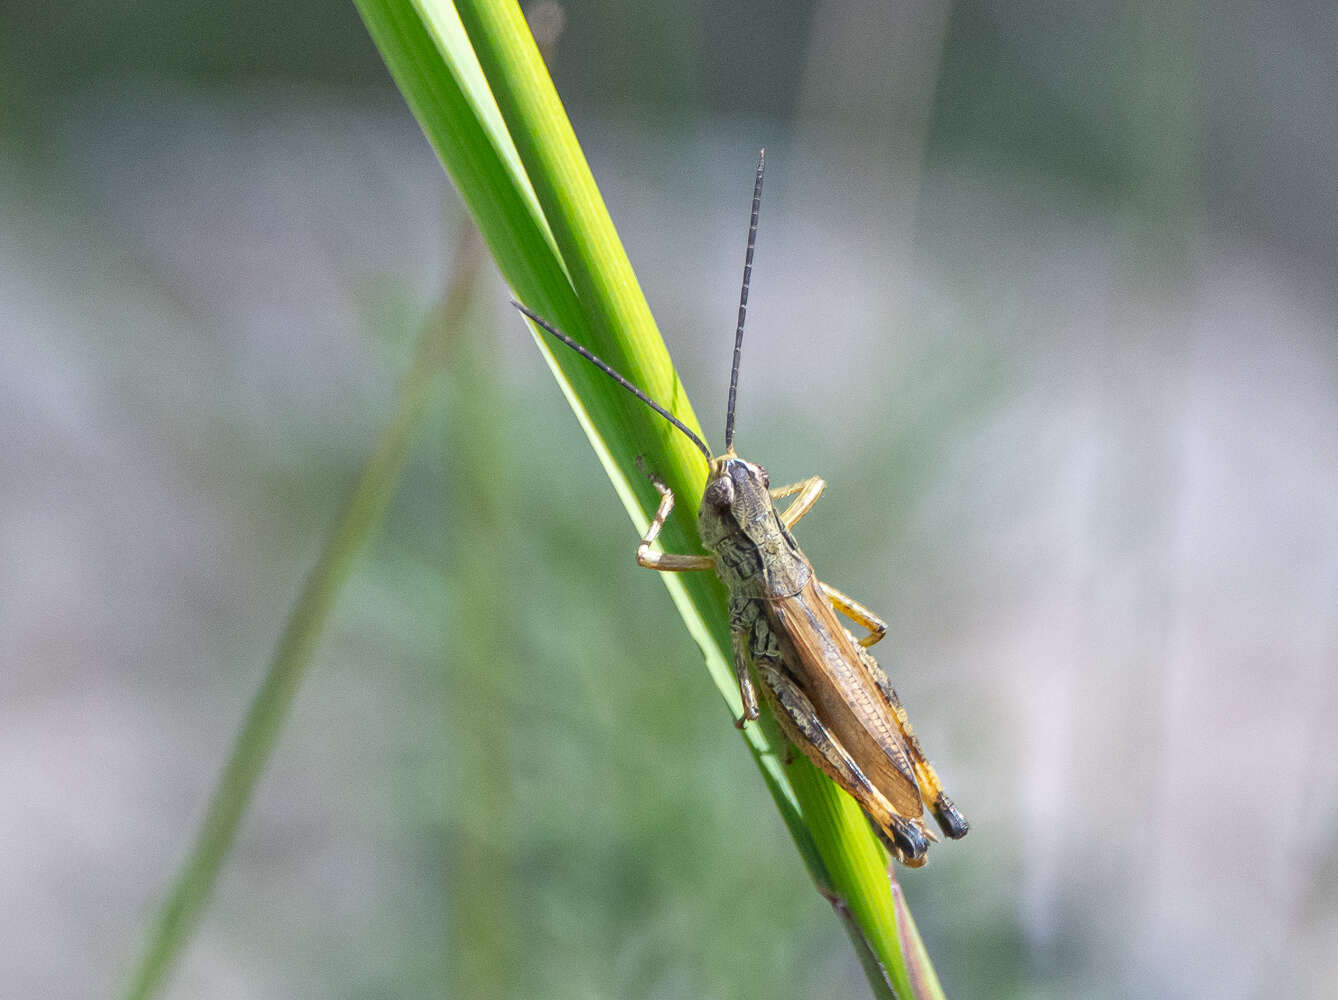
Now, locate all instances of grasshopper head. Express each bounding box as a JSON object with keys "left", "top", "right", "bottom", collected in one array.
[
  {"left": 699, "top": 454, "right": 770, "bottom": 540},
  {"left": 701, "top": 452, "right": 776, "bottom": 527},
  {"left": 697, "top": 452, "right": 809, "bottom": 596}
]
